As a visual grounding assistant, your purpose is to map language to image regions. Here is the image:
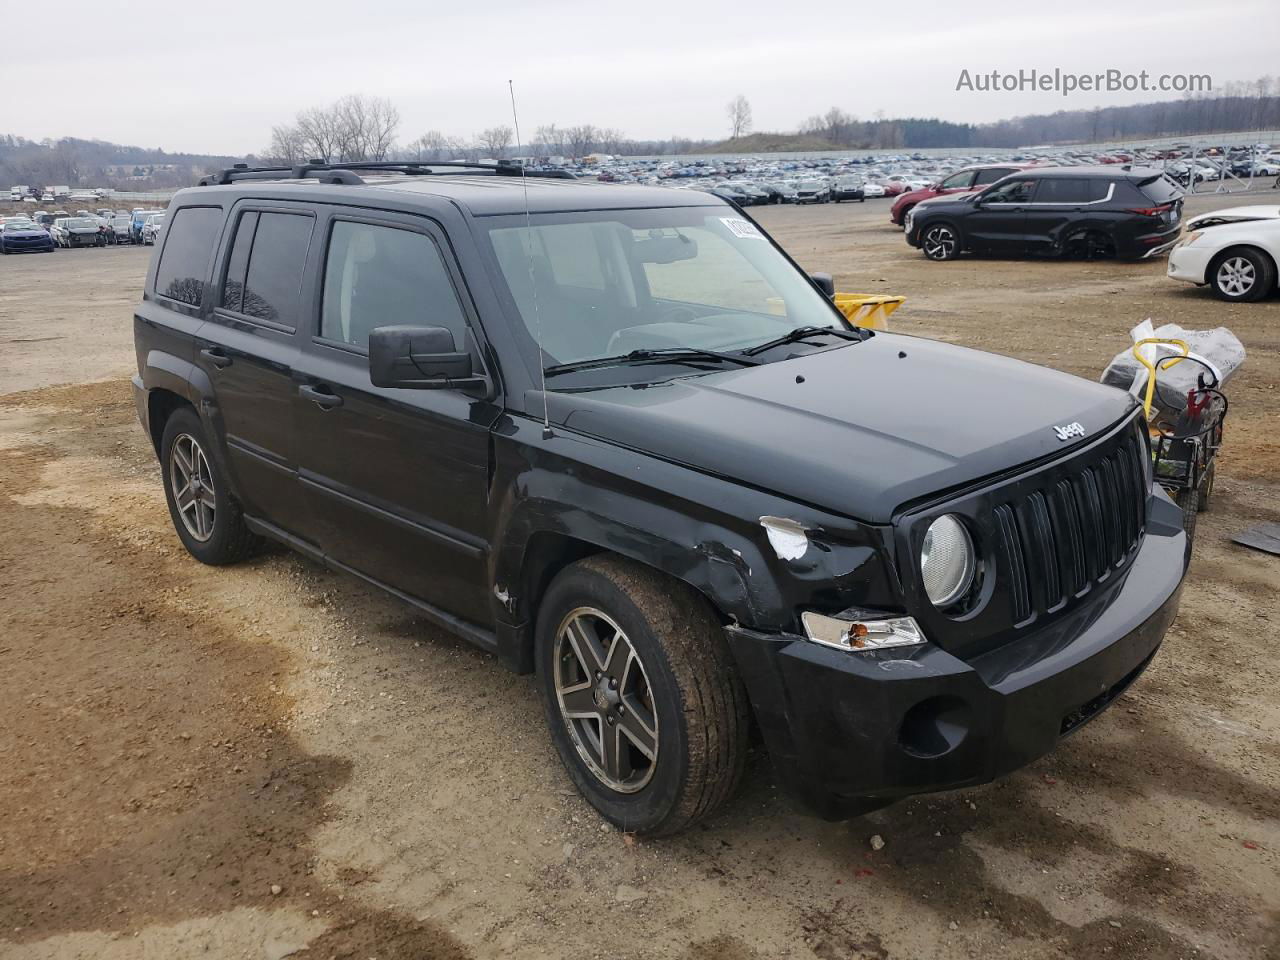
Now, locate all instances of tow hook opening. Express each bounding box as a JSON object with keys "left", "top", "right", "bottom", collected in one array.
[{"left": 899, "top": 696, "right": 971, "bottom": 759}]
